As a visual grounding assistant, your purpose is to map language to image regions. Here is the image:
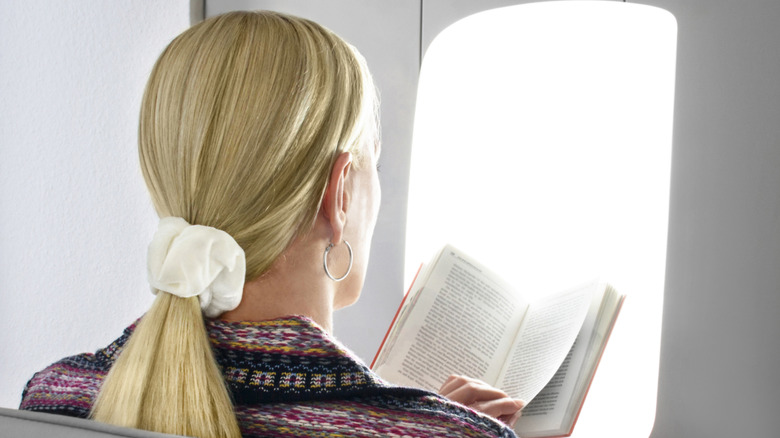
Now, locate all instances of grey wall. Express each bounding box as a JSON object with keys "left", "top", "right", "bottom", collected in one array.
[
  {"left": 0, "top": 0, "right": 191, "bottom": 409},
  {"left": 644, "top": 0, "right": 780, "bottom": 436}
]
